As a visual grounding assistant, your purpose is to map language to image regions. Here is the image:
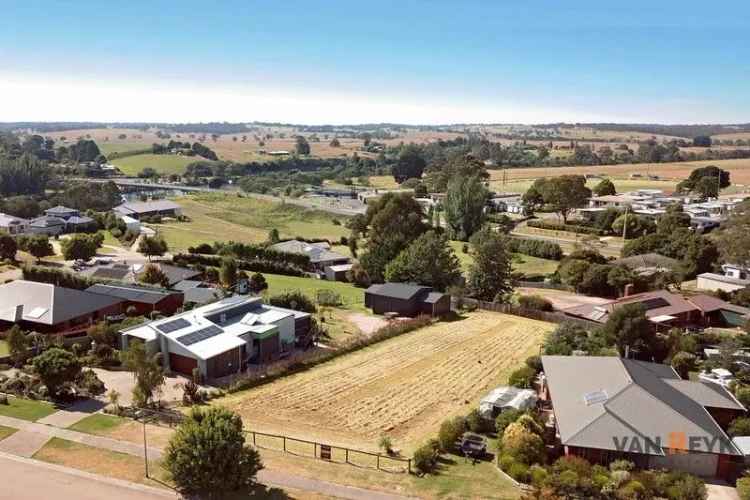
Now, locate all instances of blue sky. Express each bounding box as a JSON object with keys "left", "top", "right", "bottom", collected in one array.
[{"left": 1, "top": 0, "right": 748, "bottom": 124}]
